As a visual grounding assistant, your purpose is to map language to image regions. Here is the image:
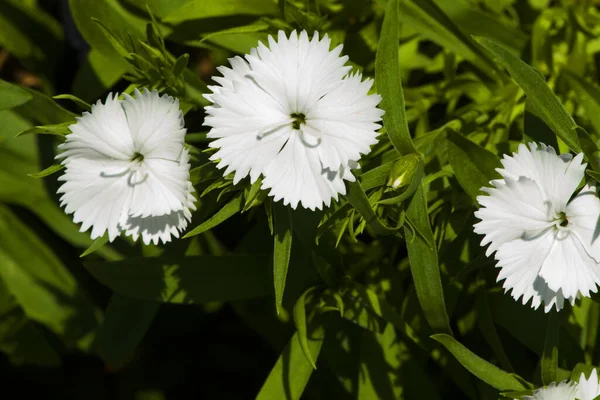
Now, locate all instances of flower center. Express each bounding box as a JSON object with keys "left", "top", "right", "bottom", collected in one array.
[
  {"left": 131, "top": 152, "right": 144, "bottom": 163},
  {"left": 291, "top": 112, "right": 306, "bottom": 130},
  {"left": 553, "top": 211, "right": 569, "bottom": 230}
]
